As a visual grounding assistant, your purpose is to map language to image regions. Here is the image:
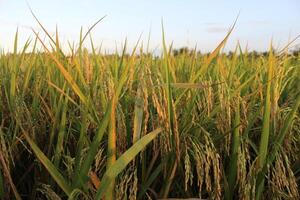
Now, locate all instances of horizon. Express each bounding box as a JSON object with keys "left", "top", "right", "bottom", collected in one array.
[{"left": 0, "top": 0, "right": 300, "bottom": 53}]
